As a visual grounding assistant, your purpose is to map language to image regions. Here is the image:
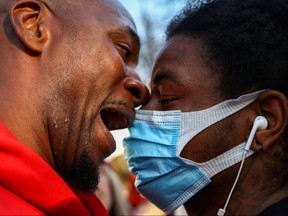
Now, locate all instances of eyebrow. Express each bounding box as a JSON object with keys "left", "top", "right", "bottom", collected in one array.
[
  {"left": 153, "top": 71, "right": 180, "bottom": 85},
  {"left": 127, "top": 26, "right": 140, "bottom": 47},
  {"left": 110, "top": 26, "right": 141, "bottom": 65},
  {"left": 109, "top": 26, "right": 140, "bottom": 46}
]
